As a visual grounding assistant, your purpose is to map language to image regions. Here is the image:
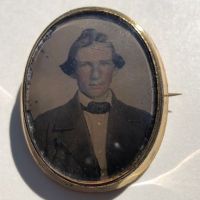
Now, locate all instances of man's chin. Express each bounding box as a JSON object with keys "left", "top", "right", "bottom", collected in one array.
[{"left": 87, "top": 91, "right": 110, "bottom": 100}]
